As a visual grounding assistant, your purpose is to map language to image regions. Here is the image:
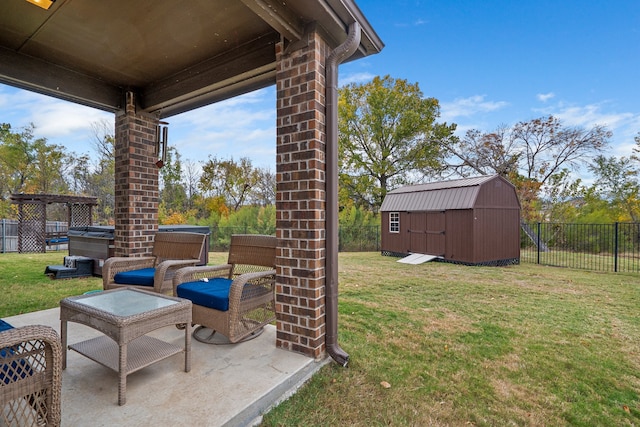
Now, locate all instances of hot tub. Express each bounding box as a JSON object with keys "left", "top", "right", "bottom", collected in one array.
[{"left": 68, "top": 225, "right": 210, "bottom": 276}]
